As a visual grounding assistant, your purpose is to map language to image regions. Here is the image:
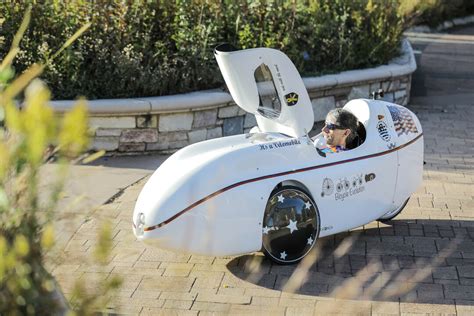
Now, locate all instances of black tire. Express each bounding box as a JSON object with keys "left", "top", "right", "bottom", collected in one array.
[
  {"left": 261, "top": 185, "right": 320, "bottom": 265},
  {"left": 378, "top": 198, "right": 410, "bottom": 223}
]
